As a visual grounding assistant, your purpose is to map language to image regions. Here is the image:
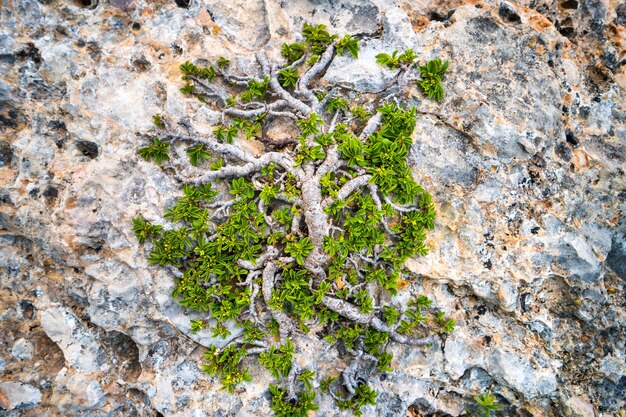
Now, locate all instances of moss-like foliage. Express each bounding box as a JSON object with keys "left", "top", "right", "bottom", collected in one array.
[{"left": 134, "top": 23, "right": 453, "bottom": 416}]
